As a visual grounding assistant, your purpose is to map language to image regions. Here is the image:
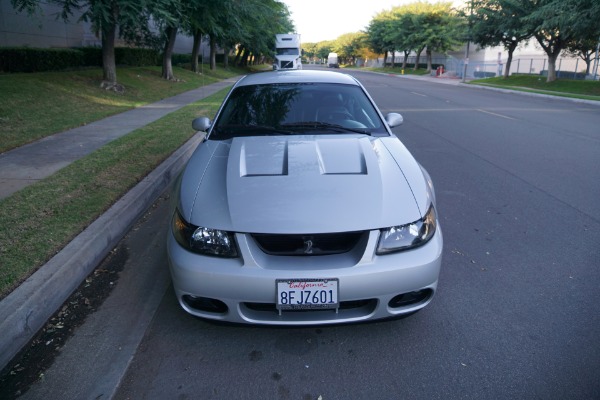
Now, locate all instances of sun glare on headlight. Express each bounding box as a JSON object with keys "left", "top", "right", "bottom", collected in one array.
[
  {"left": 172, "top": 210, "right": 238, "bottom": 258},
  {"left": 376, "top": 205, "right": 437, "bottom": 255}
]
